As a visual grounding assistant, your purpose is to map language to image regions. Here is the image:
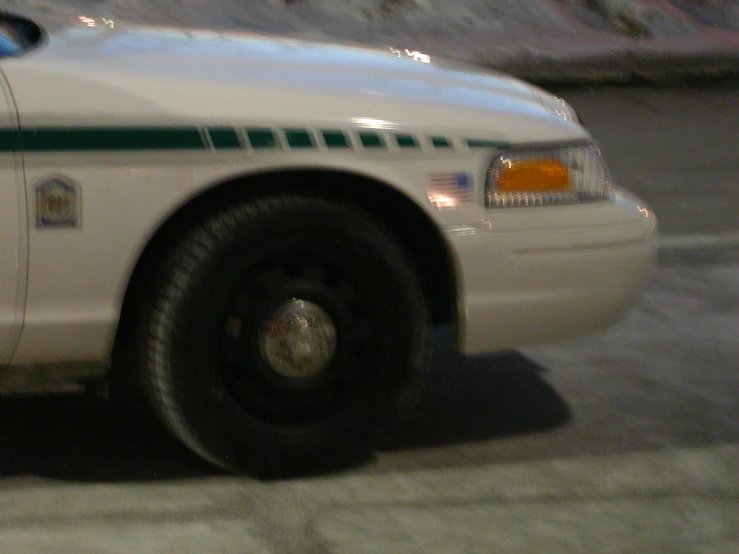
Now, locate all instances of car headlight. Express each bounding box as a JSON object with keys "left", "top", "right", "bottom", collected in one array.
[{"left": 486, "top": 142, "right": 614, "bottom": 208}]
